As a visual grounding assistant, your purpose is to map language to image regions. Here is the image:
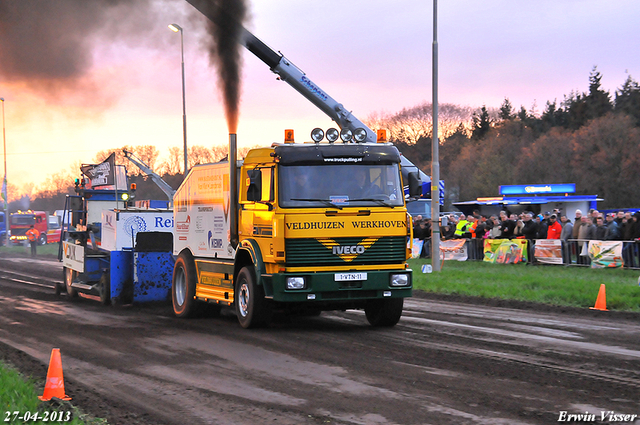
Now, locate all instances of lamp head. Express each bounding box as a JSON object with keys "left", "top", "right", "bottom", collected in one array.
[{"left": 168, "top": 23, "right": 182, "bottom": 33}]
